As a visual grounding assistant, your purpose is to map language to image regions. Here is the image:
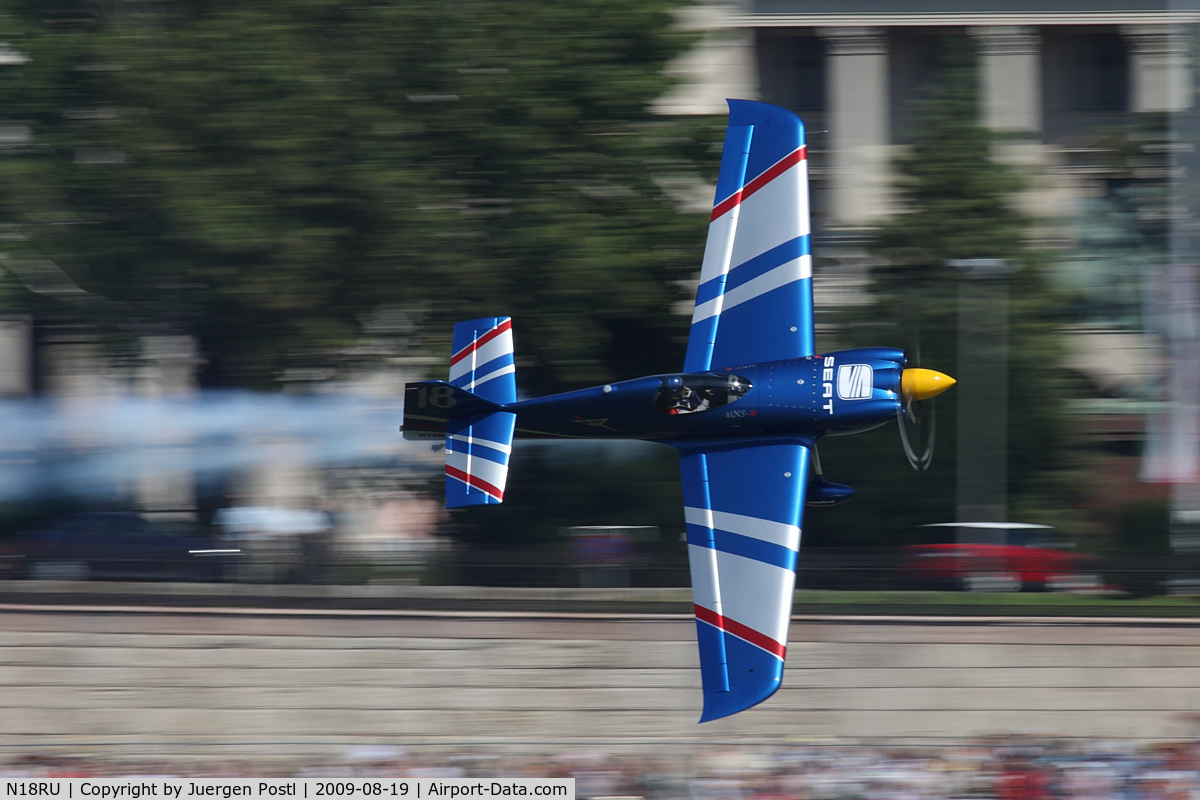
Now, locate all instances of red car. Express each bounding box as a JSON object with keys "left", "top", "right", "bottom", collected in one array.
[{"left": 904, "top": 523, "right": 1099, "bottom": 592}]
